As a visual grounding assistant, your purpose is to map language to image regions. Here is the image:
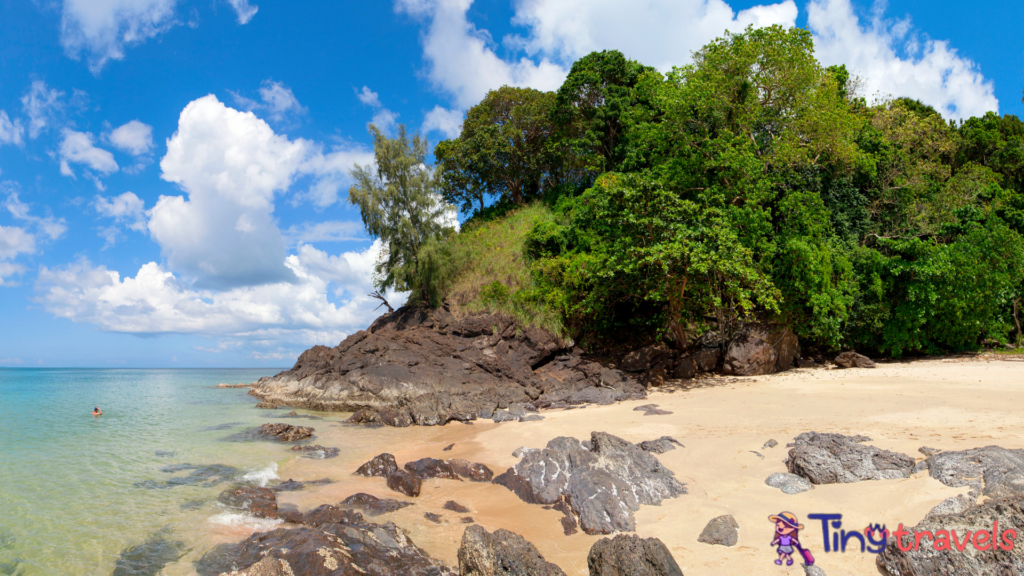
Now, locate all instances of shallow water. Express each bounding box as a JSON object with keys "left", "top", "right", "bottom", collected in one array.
[{"left": 0, "top": 368, "right": 295, "bottom": 576}]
